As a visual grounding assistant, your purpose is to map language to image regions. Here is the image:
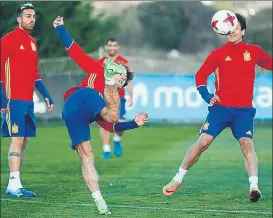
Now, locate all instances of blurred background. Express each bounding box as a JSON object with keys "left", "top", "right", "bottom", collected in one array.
[
  {"left": 1, "top": 2, "right": 272, "bottom": 217},
  {"left": 0, "top": 1, "right": 272, "bottom": 122}
]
